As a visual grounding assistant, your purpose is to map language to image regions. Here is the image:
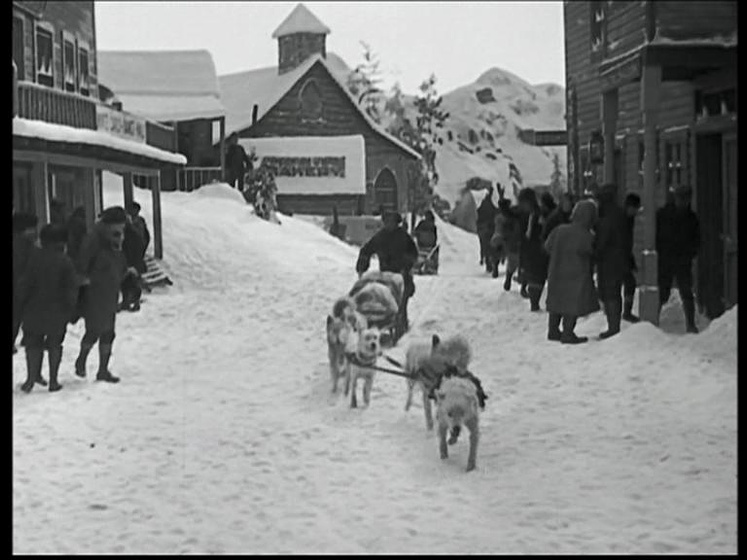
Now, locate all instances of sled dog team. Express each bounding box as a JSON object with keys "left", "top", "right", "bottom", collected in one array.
[{"left": 326, "top": 296, "right": 486, "bottom": 473}]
